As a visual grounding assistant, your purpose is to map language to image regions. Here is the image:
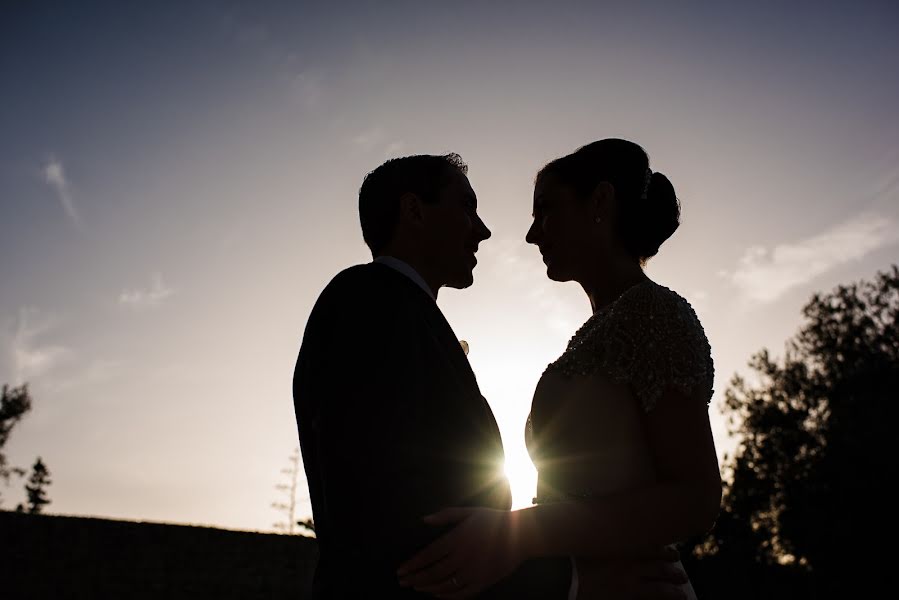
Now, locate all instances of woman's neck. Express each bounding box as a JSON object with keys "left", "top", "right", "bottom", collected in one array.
[{"left": 580, "top": 259, "right": 648, "bottom": 314}]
